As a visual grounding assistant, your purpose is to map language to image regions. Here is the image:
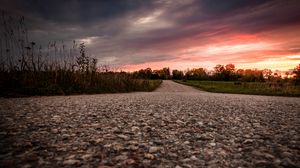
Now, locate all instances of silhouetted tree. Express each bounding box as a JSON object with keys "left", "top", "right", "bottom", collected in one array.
[
  {"left": 162, "top": 67, "right": 171, "bottom": 79},
  {"left": 172, "top": 69, "right": 184, "bottom": 79},
  {"left": 224, "top": 63, "right": 236, "bottom": 81},
  {"left": 263, "top": 69, "right": 272, "bottom": 80},
  {"left": 186, "top": 68, "right": 208, "bottom": 80},
  {"left": 293, "top": 64, "right": 300, "bottom": 85},
  {"left": 134, "top": 68, "right": 153, "bottom": 79},
  {"left": 213, "top": 64, "right": 226, "bottom": 80},
  {"left": 242, "top": 69, "right": 264, "bottom": 82},
  {"left": 214, "top": 64, "right": 225, "bottom": 73}
]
